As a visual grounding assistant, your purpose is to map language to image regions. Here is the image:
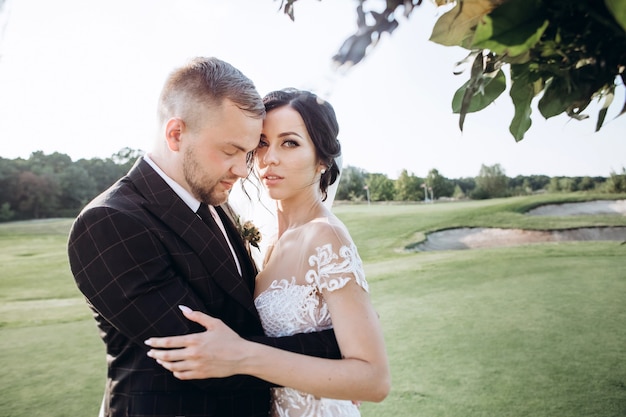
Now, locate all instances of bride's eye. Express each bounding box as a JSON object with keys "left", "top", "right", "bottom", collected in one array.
[
  {"left": 283, "top": 139, "right": 299, "bottom": 148},
  {"left": 258, "top": 138, "right": 269, "bottom": 148}
]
